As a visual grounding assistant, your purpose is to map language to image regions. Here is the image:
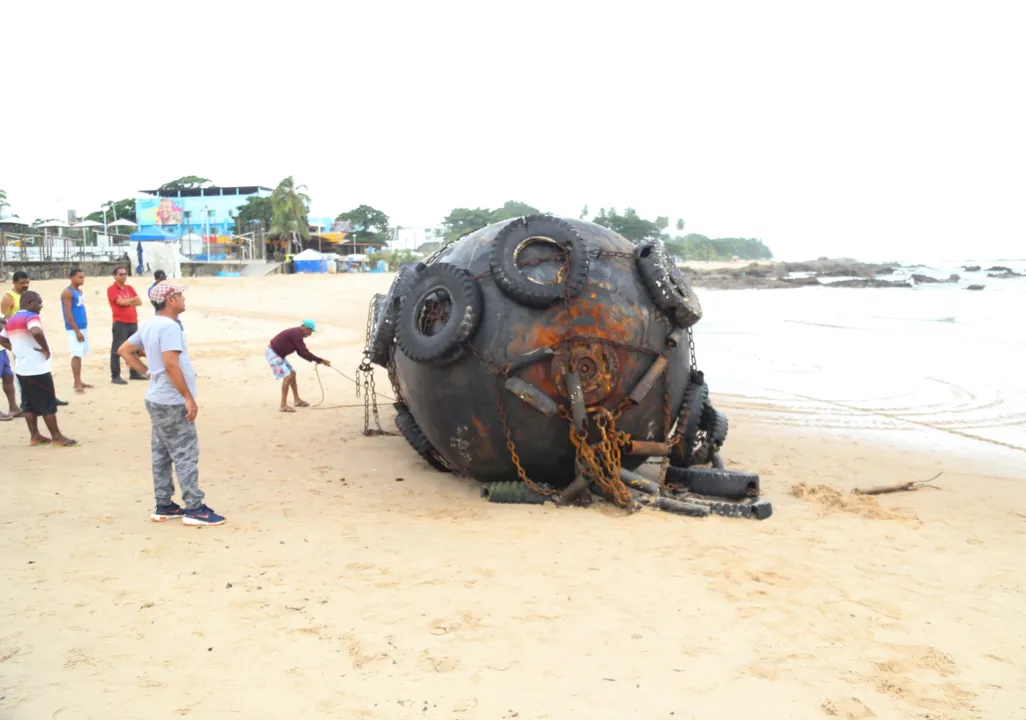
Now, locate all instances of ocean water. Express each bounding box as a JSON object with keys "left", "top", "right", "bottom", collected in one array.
[{"left": 692, "top": 261, "right": 1026, "bottom": 472}]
